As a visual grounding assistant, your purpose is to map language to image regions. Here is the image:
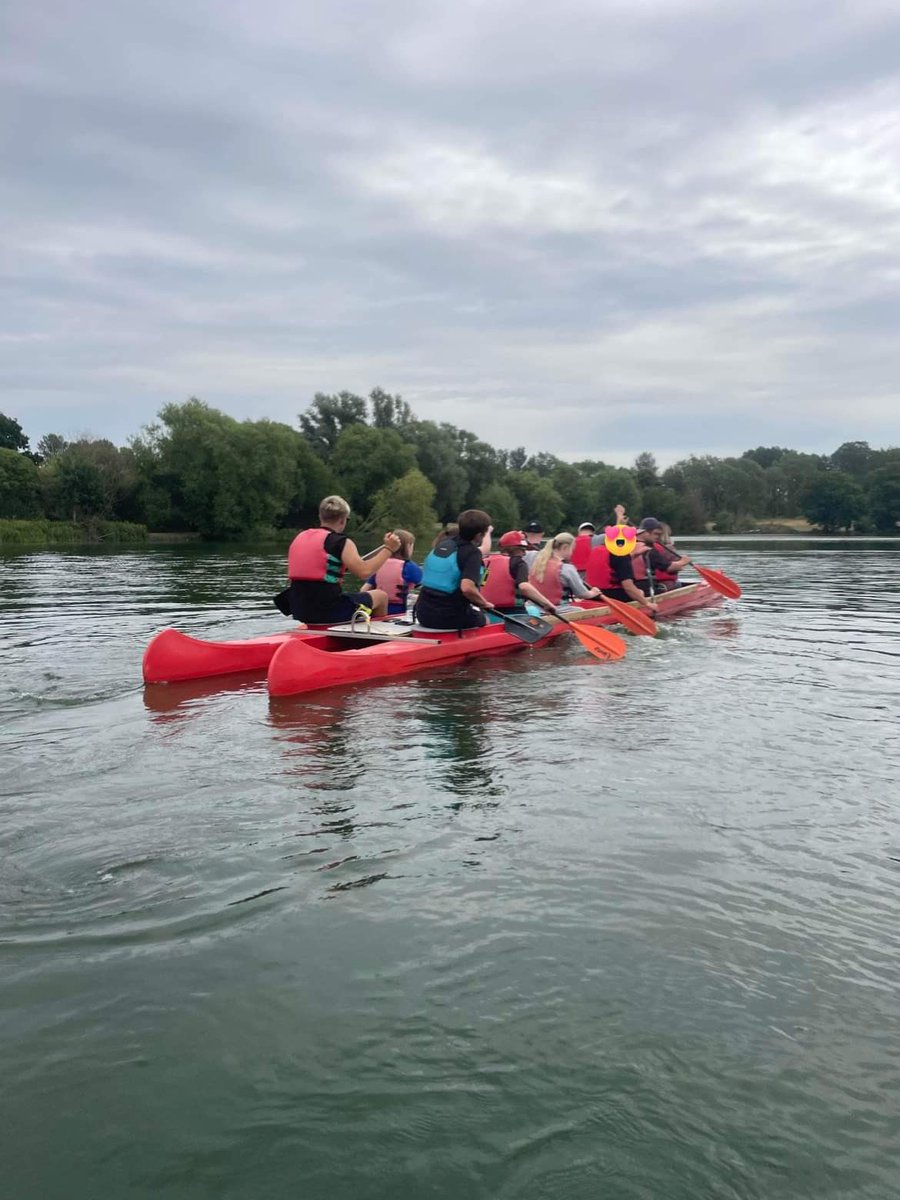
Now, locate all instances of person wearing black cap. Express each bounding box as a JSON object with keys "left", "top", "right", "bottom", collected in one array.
[
  {"left": 523, "top": 521, "right": 544, "bottom": 569},
  {"left": 639, "top": 517, "right": 690, "bottom": 591}
]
